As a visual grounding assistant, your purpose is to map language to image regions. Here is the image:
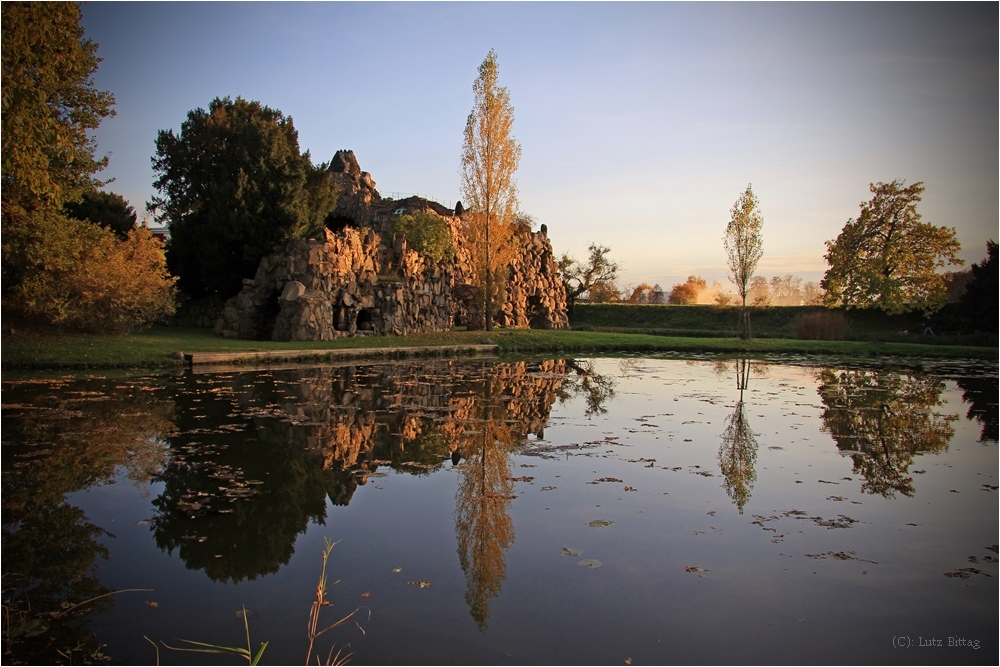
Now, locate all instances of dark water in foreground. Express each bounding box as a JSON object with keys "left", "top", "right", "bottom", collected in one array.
[{"left": 2, "top": 356, "right": 997, "bottom": 665}]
